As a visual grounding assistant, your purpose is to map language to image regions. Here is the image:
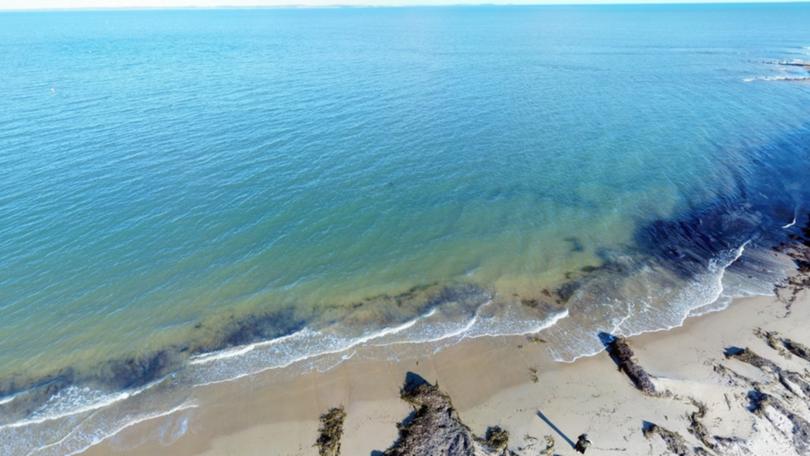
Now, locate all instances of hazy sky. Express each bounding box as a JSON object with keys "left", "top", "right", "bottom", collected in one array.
[{"left": 0, "top": 0, "right": 805, "bottom": 10}]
